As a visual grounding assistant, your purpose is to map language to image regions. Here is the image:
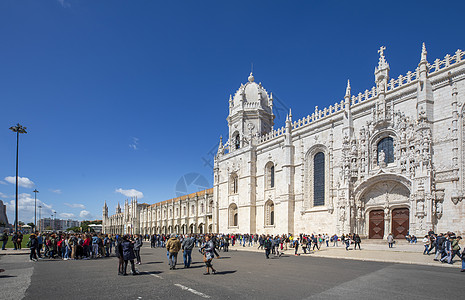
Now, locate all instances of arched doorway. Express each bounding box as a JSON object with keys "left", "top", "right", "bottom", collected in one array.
[{"left": 355, "top": 175, "right": 410, "bottom": 239}]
